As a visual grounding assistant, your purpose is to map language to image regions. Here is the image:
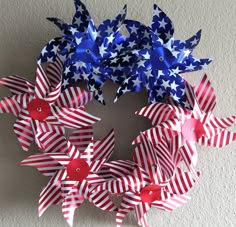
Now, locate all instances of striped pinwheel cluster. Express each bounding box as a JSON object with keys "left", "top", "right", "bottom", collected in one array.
[
  {"left": 0, "top": 1, "right": 235, "bottom": 227},
  {"left": 92, "top": 75, "right": 236, "bottom": 227}
]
